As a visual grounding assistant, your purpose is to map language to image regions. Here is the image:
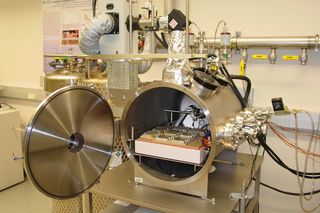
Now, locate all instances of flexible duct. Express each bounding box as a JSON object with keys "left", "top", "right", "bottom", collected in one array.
[
  {"left": 163, "top": 31, "right": 191, "bottom": 85},
  {"left": 79, "top": 13, "right": 115, "bottom": 55}
]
